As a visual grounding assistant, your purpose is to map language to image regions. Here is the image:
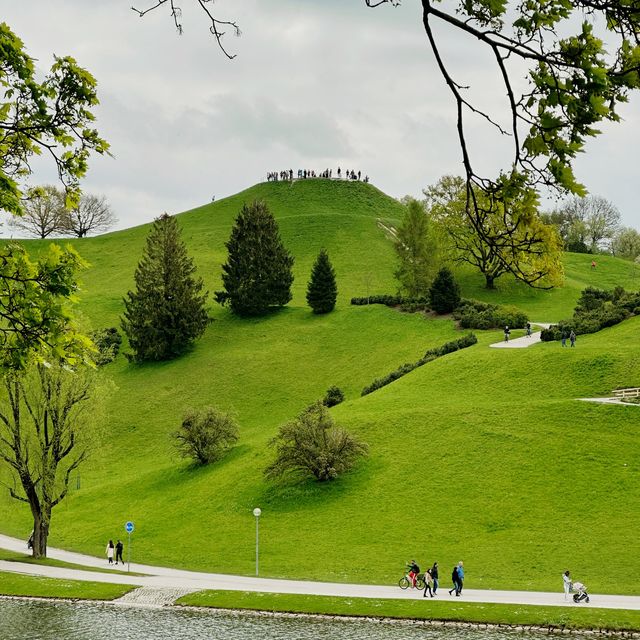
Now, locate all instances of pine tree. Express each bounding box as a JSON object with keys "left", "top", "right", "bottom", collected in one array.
[
  {"left": 215, "top": 200, "right": 294, "bottom": 316},
  {"left": 121, "top": 213, "right": 209, "bottom": 361},
  {"left": 306, "top": 249, "right": 337, "bottom": 314},
  {"left": 429, "top": 267, "right": 461, "bottom": 314}
]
